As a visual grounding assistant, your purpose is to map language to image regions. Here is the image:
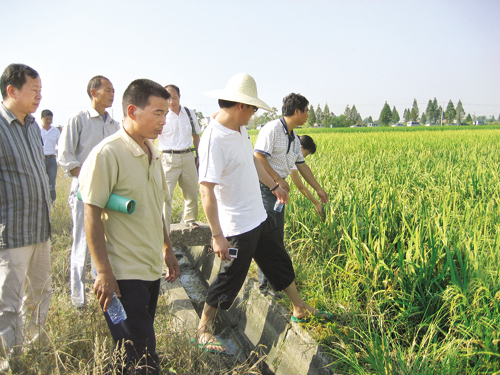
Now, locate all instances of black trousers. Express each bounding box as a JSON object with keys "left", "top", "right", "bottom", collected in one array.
[
  {"left": 206, "top": 217, "right": 295, "bottom": 310},
  {"left": 104, "top": 279, "right": 161, "bottom": 375}
]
